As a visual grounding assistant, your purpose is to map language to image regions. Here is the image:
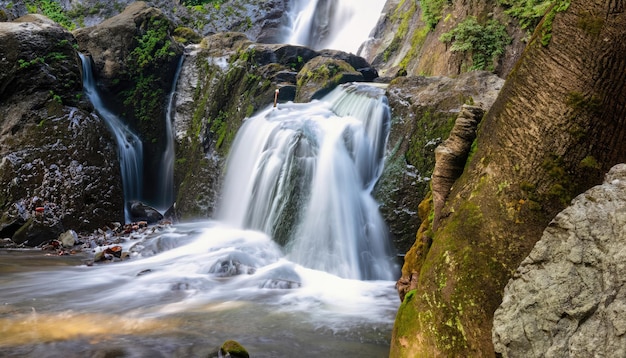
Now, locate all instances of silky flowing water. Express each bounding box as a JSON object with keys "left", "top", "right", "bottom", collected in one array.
[{"left": 0, "top": 84, "right": 400, "bottom": 357}]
